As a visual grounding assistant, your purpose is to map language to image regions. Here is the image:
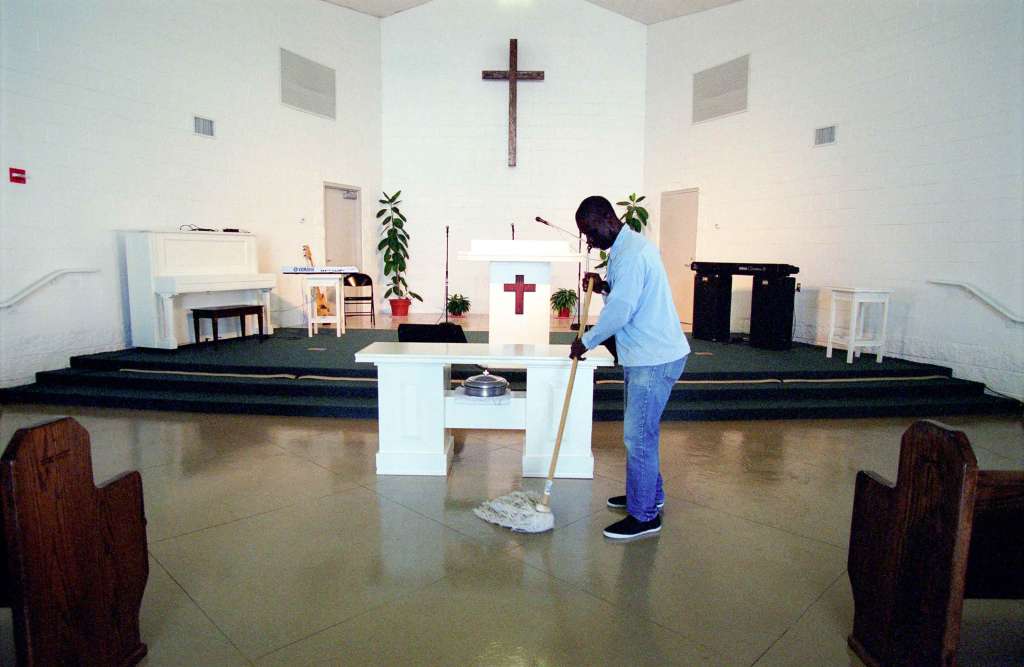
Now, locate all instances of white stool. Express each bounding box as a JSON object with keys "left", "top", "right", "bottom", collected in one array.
[
  {"left": 827, "top": 287, "right": 892, "bottom": 363},
  {"left": 303, "top": 275, "right": 345, "bottom": 337}
]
